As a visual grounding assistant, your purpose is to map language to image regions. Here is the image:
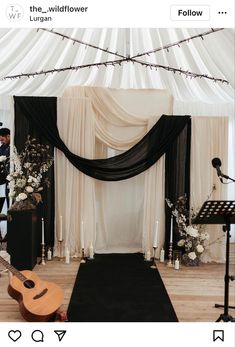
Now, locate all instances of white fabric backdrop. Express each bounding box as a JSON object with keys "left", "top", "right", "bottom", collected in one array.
[
  {"left": 55, "top": 86, "right": 229, "bottom": 262},
  {"left": 55, "top": 88, "right": 172, "bottom": 257},
  {"left": 190, "top": 117, "right": 229, "bottom": 262}
]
